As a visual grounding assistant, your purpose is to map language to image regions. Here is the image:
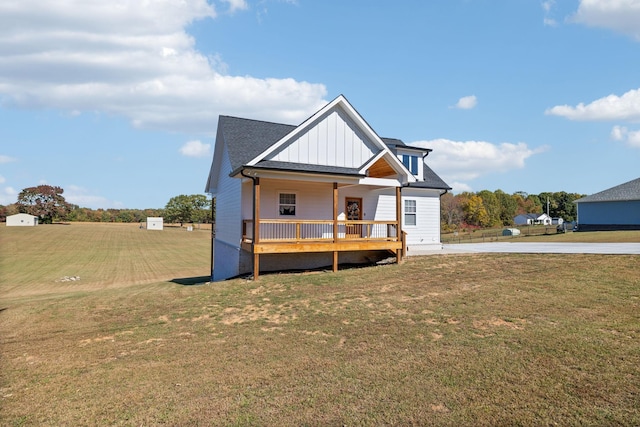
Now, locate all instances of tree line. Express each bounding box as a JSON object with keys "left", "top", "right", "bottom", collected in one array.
[
  {"left": 0, "top": 185, "right": 213, "bottom": 225},
  {"left": 2, "top": 185, "right": 585, "bottom": 232},
  {"left": 441, "top": 190, "right": 585, "bottom": 232}
]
